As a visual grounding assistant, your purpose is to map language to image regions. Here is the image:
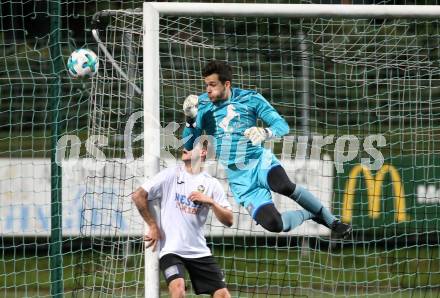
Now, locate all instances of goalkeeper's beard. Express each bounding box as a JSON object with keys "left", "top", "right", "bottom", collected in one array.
[{"left": 209, "top": 86, "right": 229, "bottom": 102}]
